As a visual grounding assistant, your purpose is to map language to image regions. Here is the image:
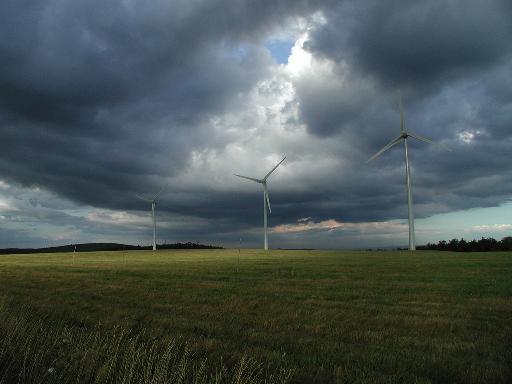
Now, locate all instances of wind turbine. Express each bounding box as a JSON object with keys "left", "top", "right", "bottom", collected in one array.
[
  {"left": 234, "top": 156, "right": 286, "bottom": 250},
  {"left": 136, "top": 185, "right": 166, "bottom": 251},
  {"left": 367, "top": 93, "right": 445, "bottom": 251}
]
